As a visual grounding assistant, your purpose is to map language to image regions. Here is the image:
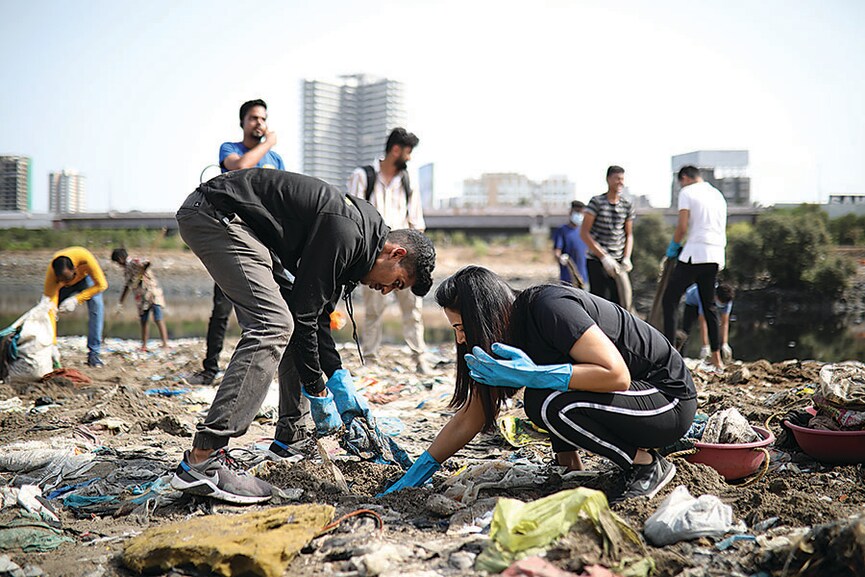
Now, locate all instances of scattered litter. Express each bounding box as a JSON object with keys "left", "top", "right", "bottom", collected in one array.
[
  {"left": 497, "top": 416, "right": 550, "bottom": 448},
  {"left": 715, "top": 534, "right": 756, "bottom": 550},
  {"left": 701, "top": 408, "right": 760, "bottom": 444},
  {"left": 0, "top": 397, "right": 24, "bottom": 413},
  {"left": 475, "top": 488, "right": 642, "bottom": 573},
  {"left": 757, "top": 514, "right": 865, "bottom": 576},
  {"left": 40, "top": 368, "right": 92, "bottom": 386},
  {"left": 376, "top": 416, "right": 405, "bottom": 437},
  {"left": 442, "top": 461, "right": 546, "bottom": 504},
  {"left": 446, "top": 497, "right": 498, "bottom": 535},
  {"left": 144, "top": 387, "right": 188, "bottom": 397},
  {"left": 643, "top": 485, "right": 746, "bottom": 546},
  {"left": 0, "top": 512, "right": 72, "bottom": 552}
]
